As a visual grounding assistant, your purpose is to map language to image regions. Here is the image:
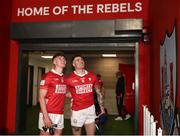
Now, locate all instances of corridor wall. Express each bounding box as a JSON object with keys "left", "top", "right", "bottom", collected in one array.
[
  {"left": 0, "top": 0, "right": 12, "bottom": 133},
  {"left": 149, "top": 0, "right": 180, "bottom": 130}
]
